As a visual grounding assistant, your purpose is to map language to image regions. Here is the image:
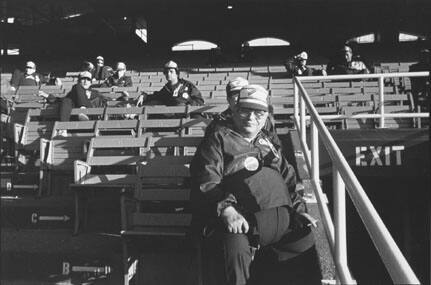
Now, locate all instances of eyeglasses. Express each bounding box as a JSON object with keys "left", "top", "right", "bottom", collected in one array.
[{"left": 237, "top": 108, "right": 267, "bottom": 119}]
